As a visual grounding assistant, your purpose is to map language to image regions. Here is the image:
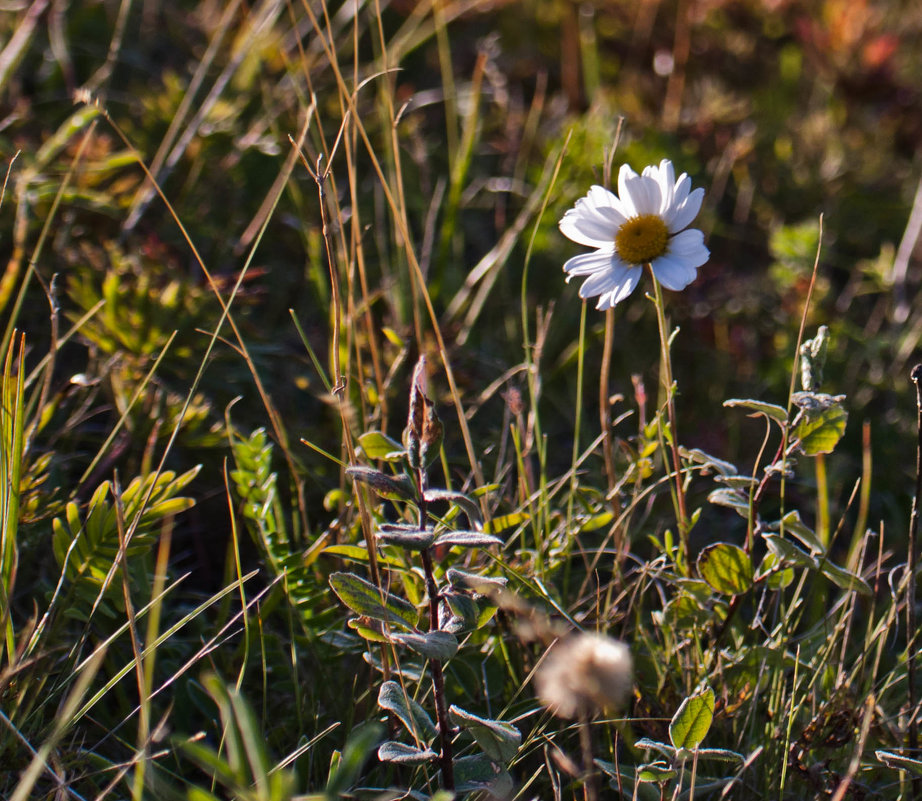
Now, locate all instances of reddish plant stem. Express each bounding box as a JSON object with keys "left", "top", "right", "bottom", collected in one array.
[
  {"left": 909, "top": 366, "right": 921, "bottom": 800},
  {"left": 417, "top": 476, "right": 455, "bottom": 790}
]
